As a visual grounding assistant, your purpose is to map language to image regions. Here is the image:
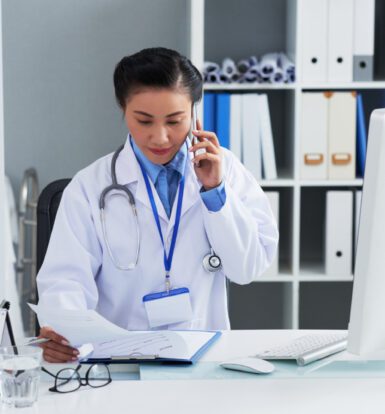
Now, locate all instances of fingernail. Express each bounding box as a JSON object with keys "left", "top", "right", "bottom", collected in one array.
[
  {"left": 73, "top": 350, "right": 79, "bottom": 355},
  {"left": 72, "top": 356, "right": 78, "bottom": 361},
  {"left": 61, "top": 340, "right": 70, "bottom": 346},
  {"left": 192, "top": 130, "right": 198, "bottom": 134}
]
